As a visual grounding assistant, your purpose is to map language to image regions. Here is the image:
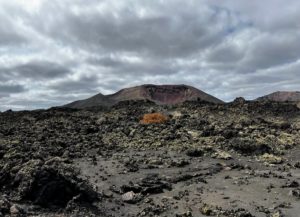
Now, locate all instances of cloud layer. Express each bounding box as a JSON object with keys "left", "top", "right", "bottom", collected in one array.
[{"left": 0, "top": 0, "right": 299, "bottom": 110}]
